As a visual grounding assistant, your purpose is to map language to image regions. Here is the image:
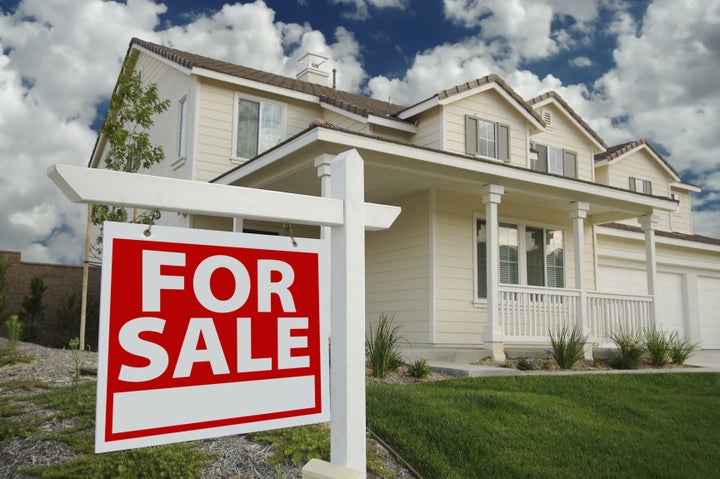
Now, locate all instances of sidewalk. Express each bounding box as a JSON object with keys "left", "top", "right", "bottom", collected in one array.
[{"left": 429, "top": 349, "right": 720, "bottom": 378}]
